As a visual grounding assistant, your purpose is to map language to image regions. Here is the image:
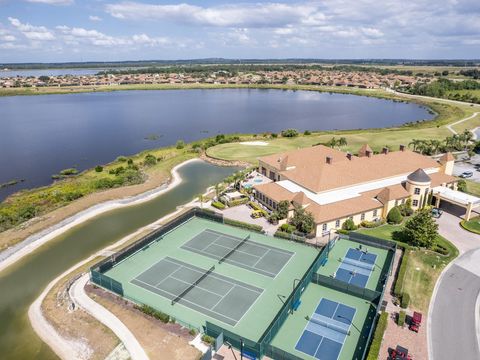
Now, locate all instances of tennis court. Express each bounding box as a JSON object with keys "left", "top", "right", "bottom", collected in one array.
[
  {"left": 334, "top": 248, "right": 378, "bottom": 288},
  {"left": 295, "top": 298, "right": 356, "bottom": 360},
  {"left": 131, "top": 256, "right": 262, "bottom": 326},
  {"left": 181, "top": 228, "right": 294, "bottom": 278}
]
